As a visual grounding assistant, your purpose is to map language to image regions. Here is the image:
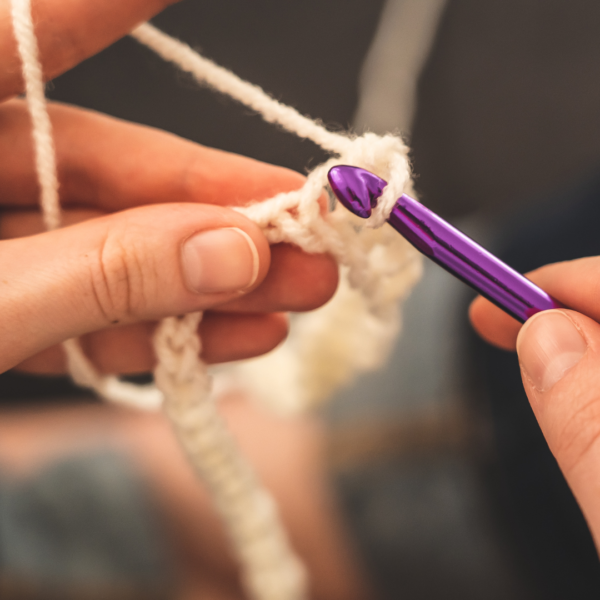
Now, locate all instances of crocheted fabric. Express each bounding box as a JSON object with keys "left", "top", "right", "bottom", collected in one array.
[{"left": 10, "top": 3, "right": 422, "bottom": 599}]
